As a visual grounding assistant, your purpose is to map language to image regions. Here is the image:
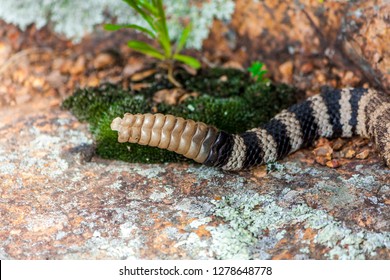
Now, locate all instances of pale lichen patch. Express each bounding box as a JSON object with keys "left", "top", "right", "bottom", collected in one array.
[{"left": 209, "top": 192, "right": 390, "bottom": 259}]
